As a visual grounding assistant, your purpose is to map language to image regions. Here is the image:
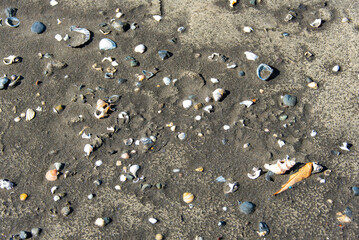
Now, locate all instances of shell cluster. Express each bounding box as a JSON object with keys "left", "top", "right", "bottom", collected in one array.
[
  {"left": 94, "top": 99, "right": 111, "bottom": 119},
  {"left": 264, "top": 158, "right": 296, "bottom": 175}
]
